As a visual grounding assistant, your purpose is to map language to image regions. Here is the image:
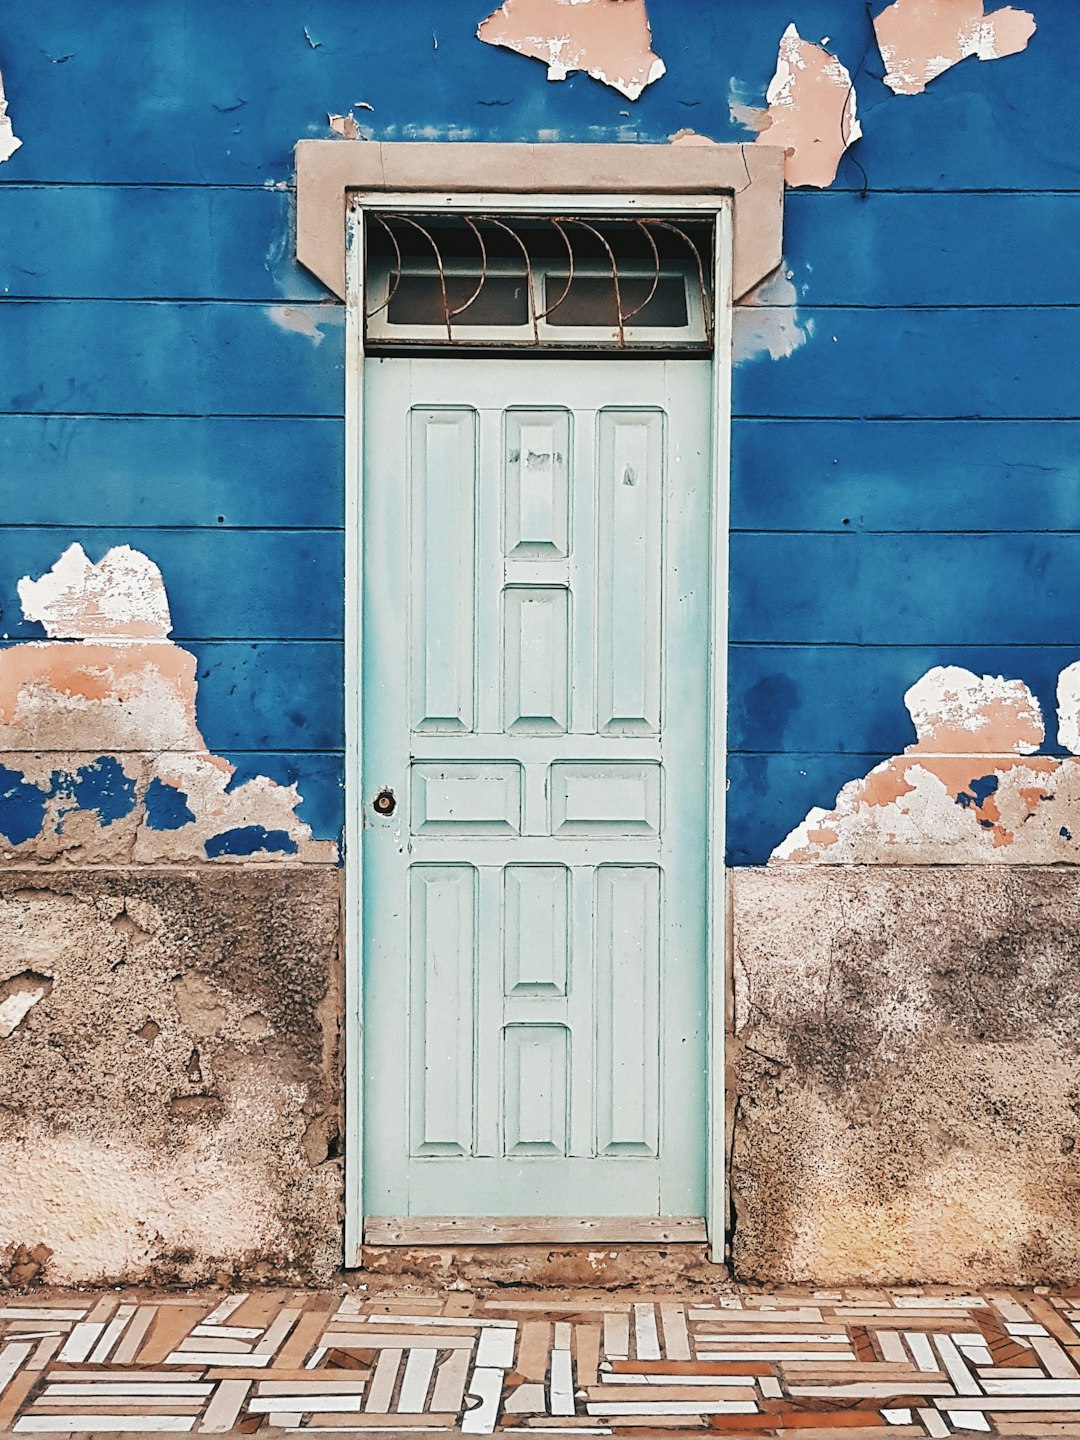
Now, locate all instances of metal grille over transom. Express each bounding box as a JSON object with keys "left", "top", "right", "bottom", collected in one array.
[{"left": 364, "top": 212, "right": 714, "bottom": 352}]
